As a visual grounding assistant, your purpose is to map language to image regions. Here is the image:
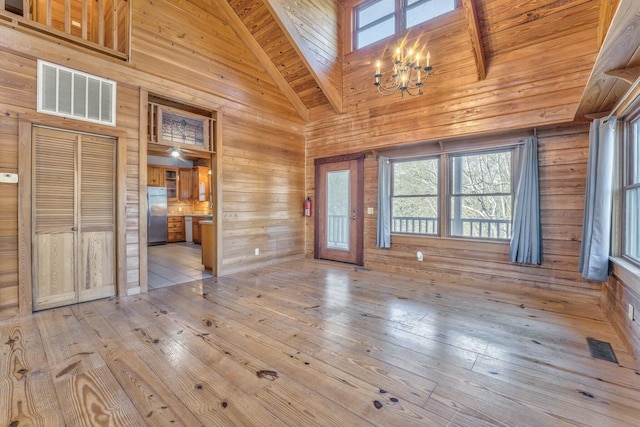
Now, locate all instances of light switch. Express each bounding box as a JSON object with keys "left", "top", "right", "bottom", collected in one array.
[
  {"left": 367, "top": 207, "right": 374, "bottom": 214},
  {"left": 0, "top": 173, "right": 18, "bottom": 184}
]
